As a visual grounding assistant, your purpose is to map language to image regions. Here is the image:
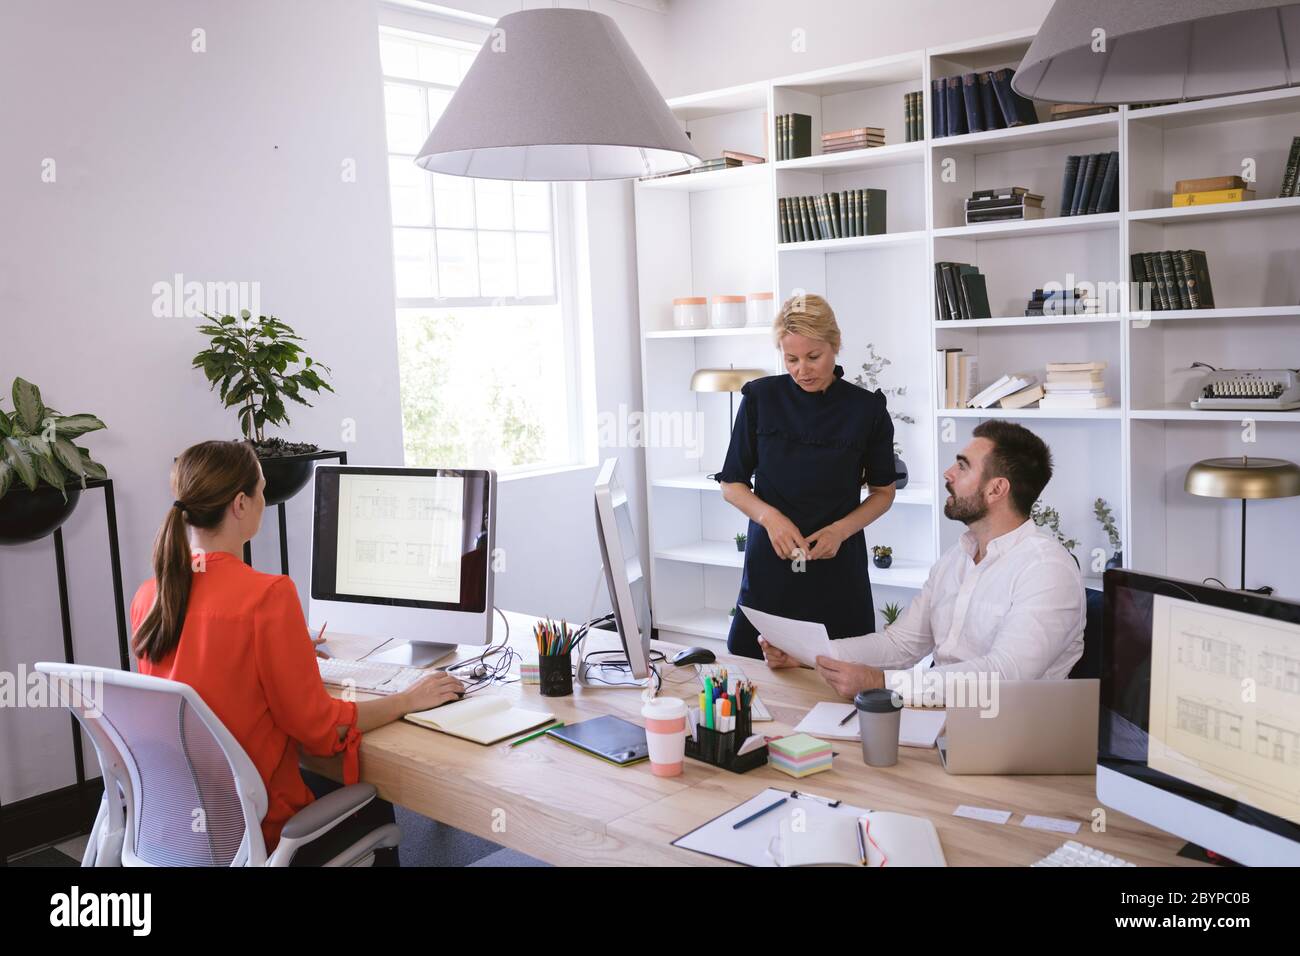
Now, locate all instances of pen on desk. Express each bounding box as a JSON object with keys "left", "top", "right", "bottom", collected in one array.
[
  {"left": 838, "top": 706, "right": 857, "bottom": 727},
  {"left": 732, "top": 796, "right": 787, "bottom": 830},
  {"left": 510, "top": 722, "right": 563, "bottom": 746},
  {"left": 856, "top": 817, "right": 868, "bottom": 865}
]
